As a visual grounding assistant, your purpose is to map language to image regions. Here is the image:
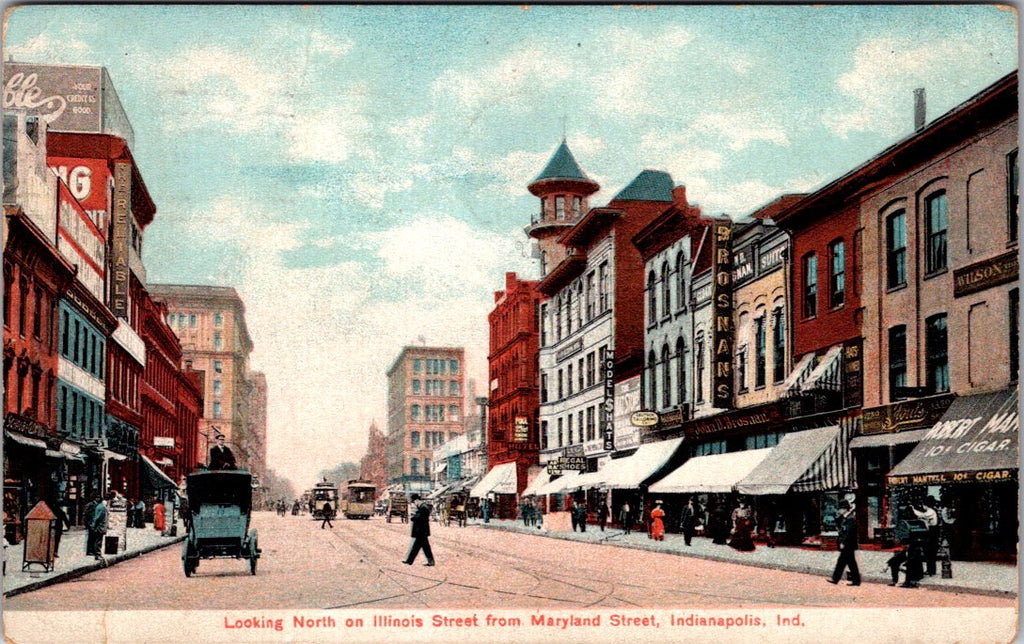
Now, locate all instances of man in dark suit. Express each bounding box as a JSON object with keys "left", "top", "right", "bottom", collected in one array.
[
  {"left": 208, "top": 434, "right": 237, "bottom": 470},
  {"left": 828, "top": 498, "right": 860, "bottom": 586},
  {"left": 403, "top": 494, "right": 435, "bottom": 566}
]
